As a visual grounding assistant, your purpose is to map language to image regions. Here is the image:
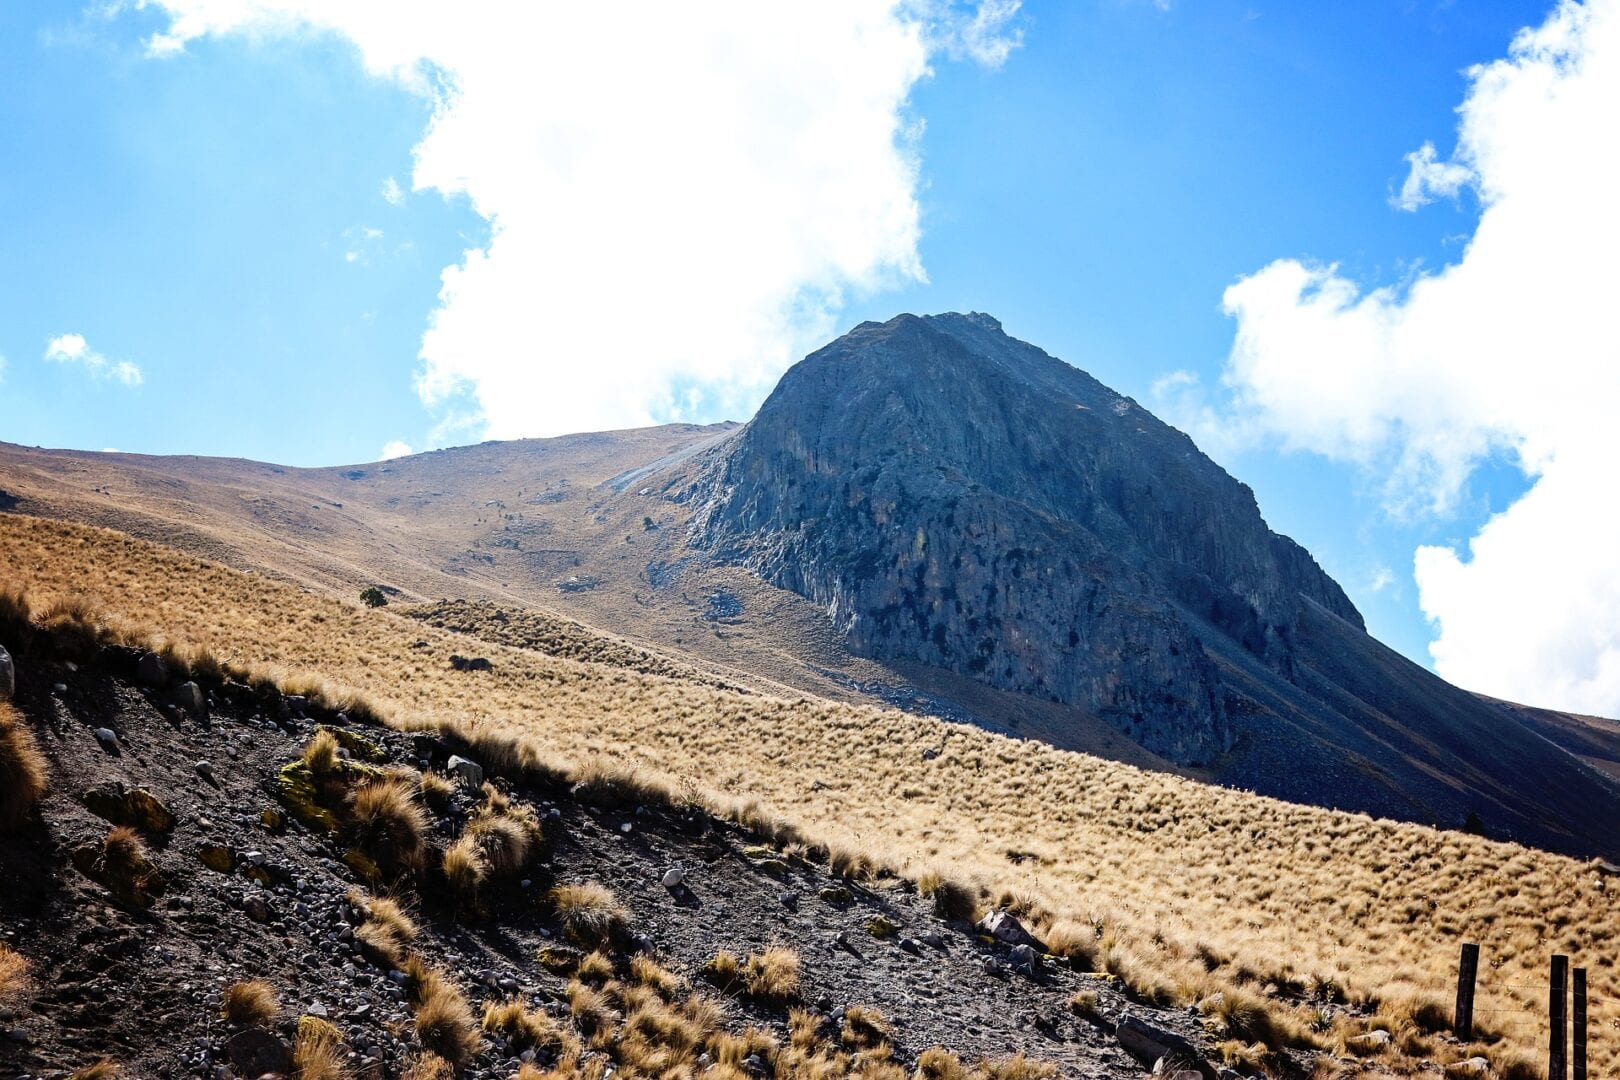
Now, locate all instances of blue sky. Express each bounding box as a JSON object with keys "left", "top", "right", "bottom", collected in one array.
[{"left": 4, "top": 0, "right": 1616, "bottom": 710}]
